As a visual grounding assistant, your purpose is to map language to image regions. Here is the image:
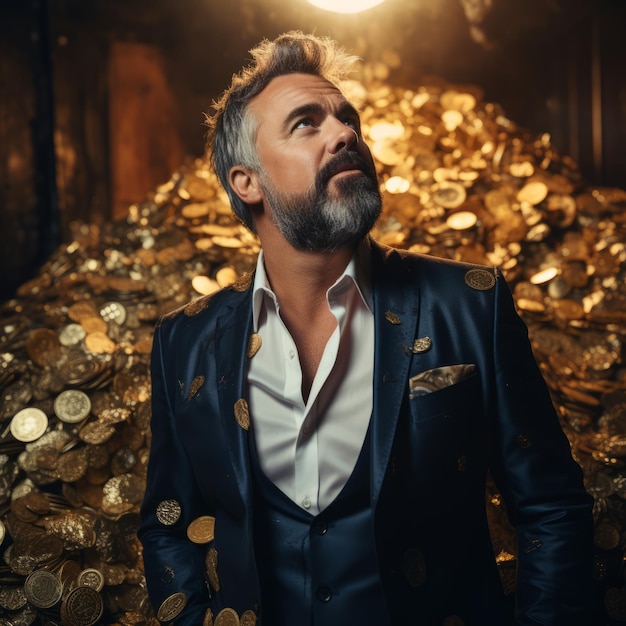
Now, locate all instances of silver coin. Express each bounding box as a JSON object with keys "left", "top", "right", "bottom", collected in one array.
[
  {"left": 24, "top": 569, "right": 63, "bottom": 609},
  {"left": 156, "top": 499, "right": 182, "bottom": 526},
  {"left": 54, "top": 389, "right": 92, "bottom": 424},
  {"left": 77, "top": 568, "right": 105, "bottom": 592},
  {"left": 100, "top": 301, "right": 127, "bottom": 325},
  {"left": 10, "top": 407, "right": 48, "bottom": 442},
  {"left": 58, "top": 323, "right": 86, "bottom": 346}
]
